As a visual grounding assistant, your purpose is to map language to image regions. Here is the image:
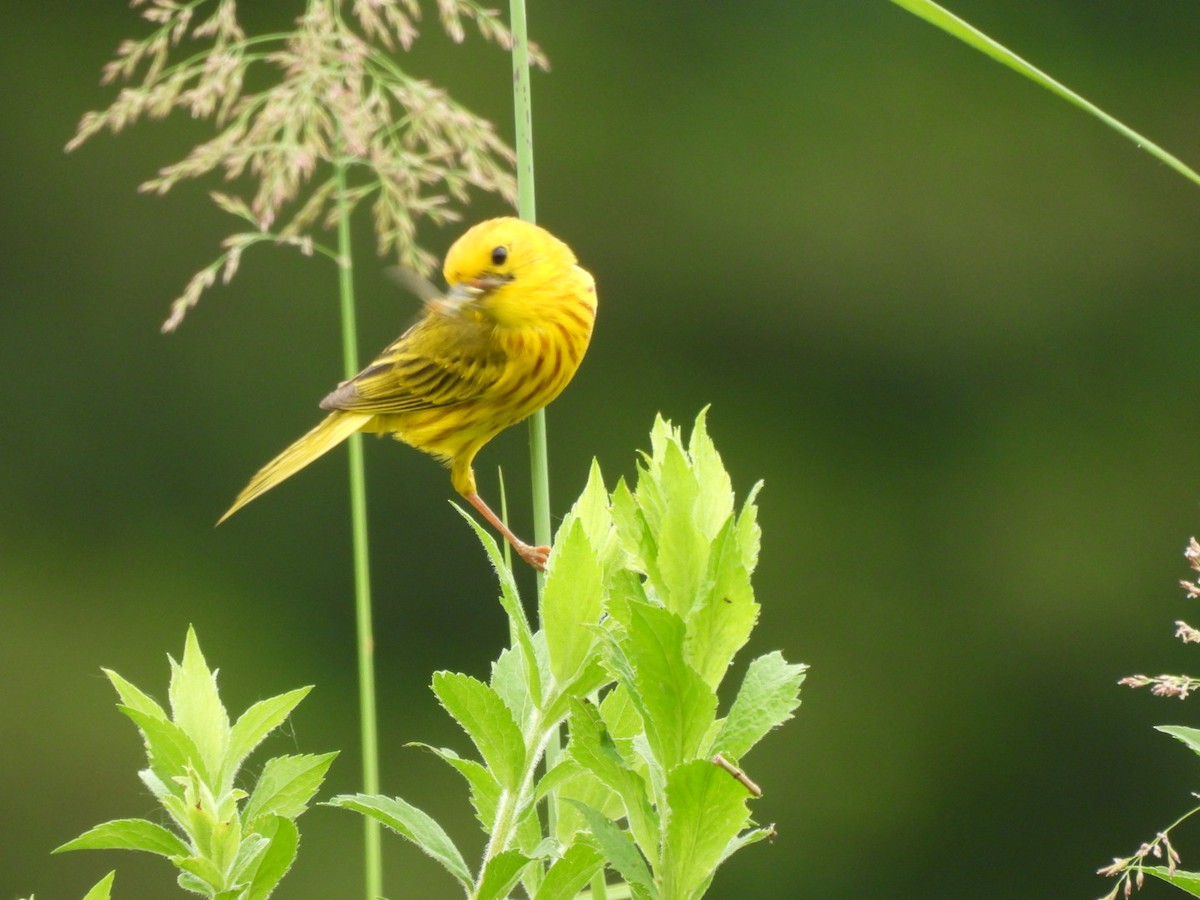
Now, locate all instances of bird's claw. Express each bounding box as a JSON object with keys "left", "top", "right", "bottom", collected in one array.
[{"left": 516, "top": 542, "right": 551, "bottom": 572}]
